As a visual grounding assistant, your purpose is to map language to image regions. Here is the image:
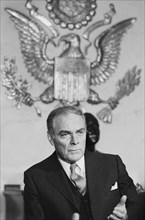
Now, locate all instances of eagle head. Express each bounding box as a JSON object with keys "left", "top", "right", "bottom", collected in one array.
[
  {"left": 59, "top": 33, "right": 80, "bottom": 47},
  {"left": 58, "top": 33, "right": 83, "bottom": 58}
]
